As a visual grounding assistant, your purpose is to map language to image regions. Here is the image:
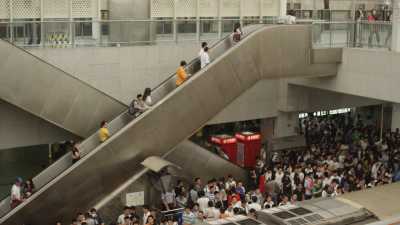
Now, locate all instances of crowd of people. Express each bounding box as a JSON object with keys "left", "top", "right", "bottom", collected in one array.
[
  {"left": 109, "top": 113, "right": 399, "bottom": 225},
  {"left": 11, "top": 111, "right": 400, "bottom": 225}
]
